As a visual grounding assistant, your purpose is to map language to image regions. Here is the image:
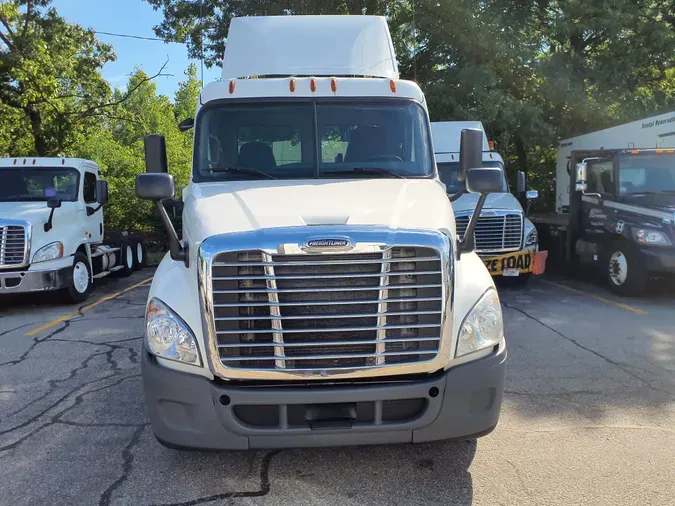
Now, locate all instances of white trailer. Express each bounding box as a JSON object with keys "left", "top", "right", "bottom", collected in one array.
[
  {"left": 0, "top": 157, "right": 147, "bottom": 302},
  {"left": 556, "top": 111, "right": 675, "bottom": 212}
]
